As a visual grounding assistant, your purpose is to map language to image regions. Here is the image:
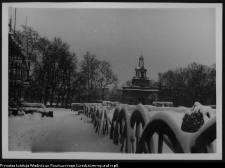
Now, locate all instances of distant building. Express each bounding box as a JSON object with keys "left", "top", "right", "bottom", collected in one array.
[{"left": 121, "top": 55, "right": 159, "bottom": 105}]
